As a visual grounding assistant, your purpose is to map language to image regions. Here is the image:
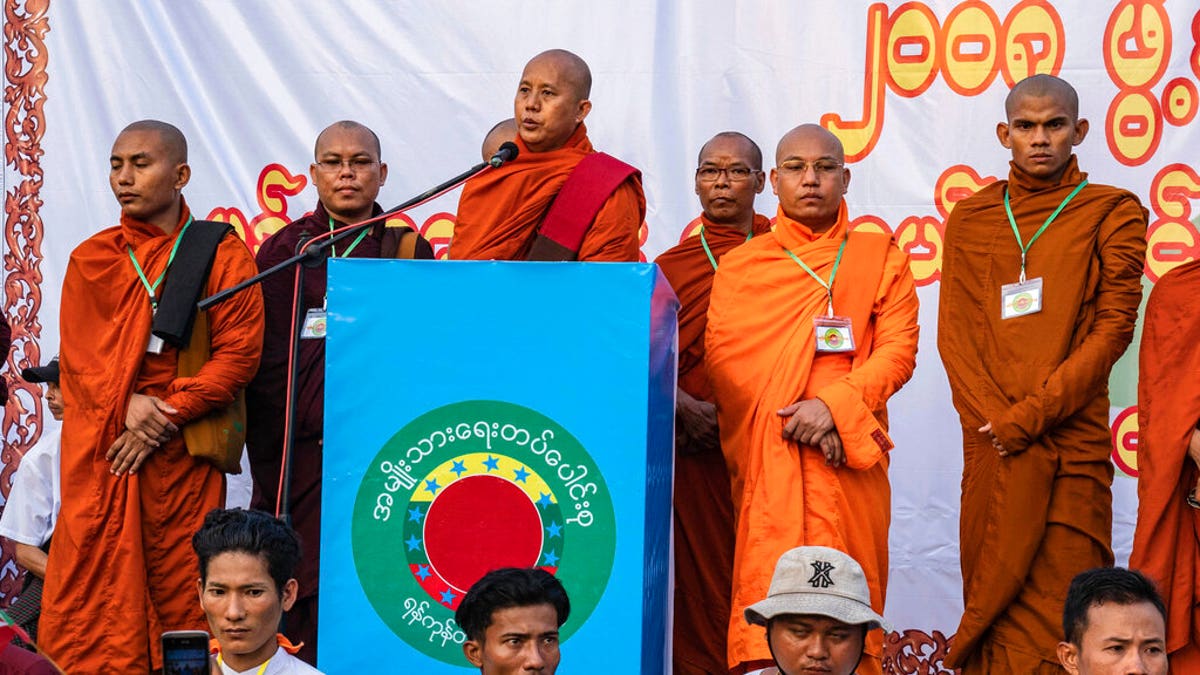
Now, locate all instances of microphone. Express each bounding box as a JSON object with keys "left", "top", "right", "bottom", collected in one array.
[{"left": 489, "top": 141, "right": 519, "bottom": 168}]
